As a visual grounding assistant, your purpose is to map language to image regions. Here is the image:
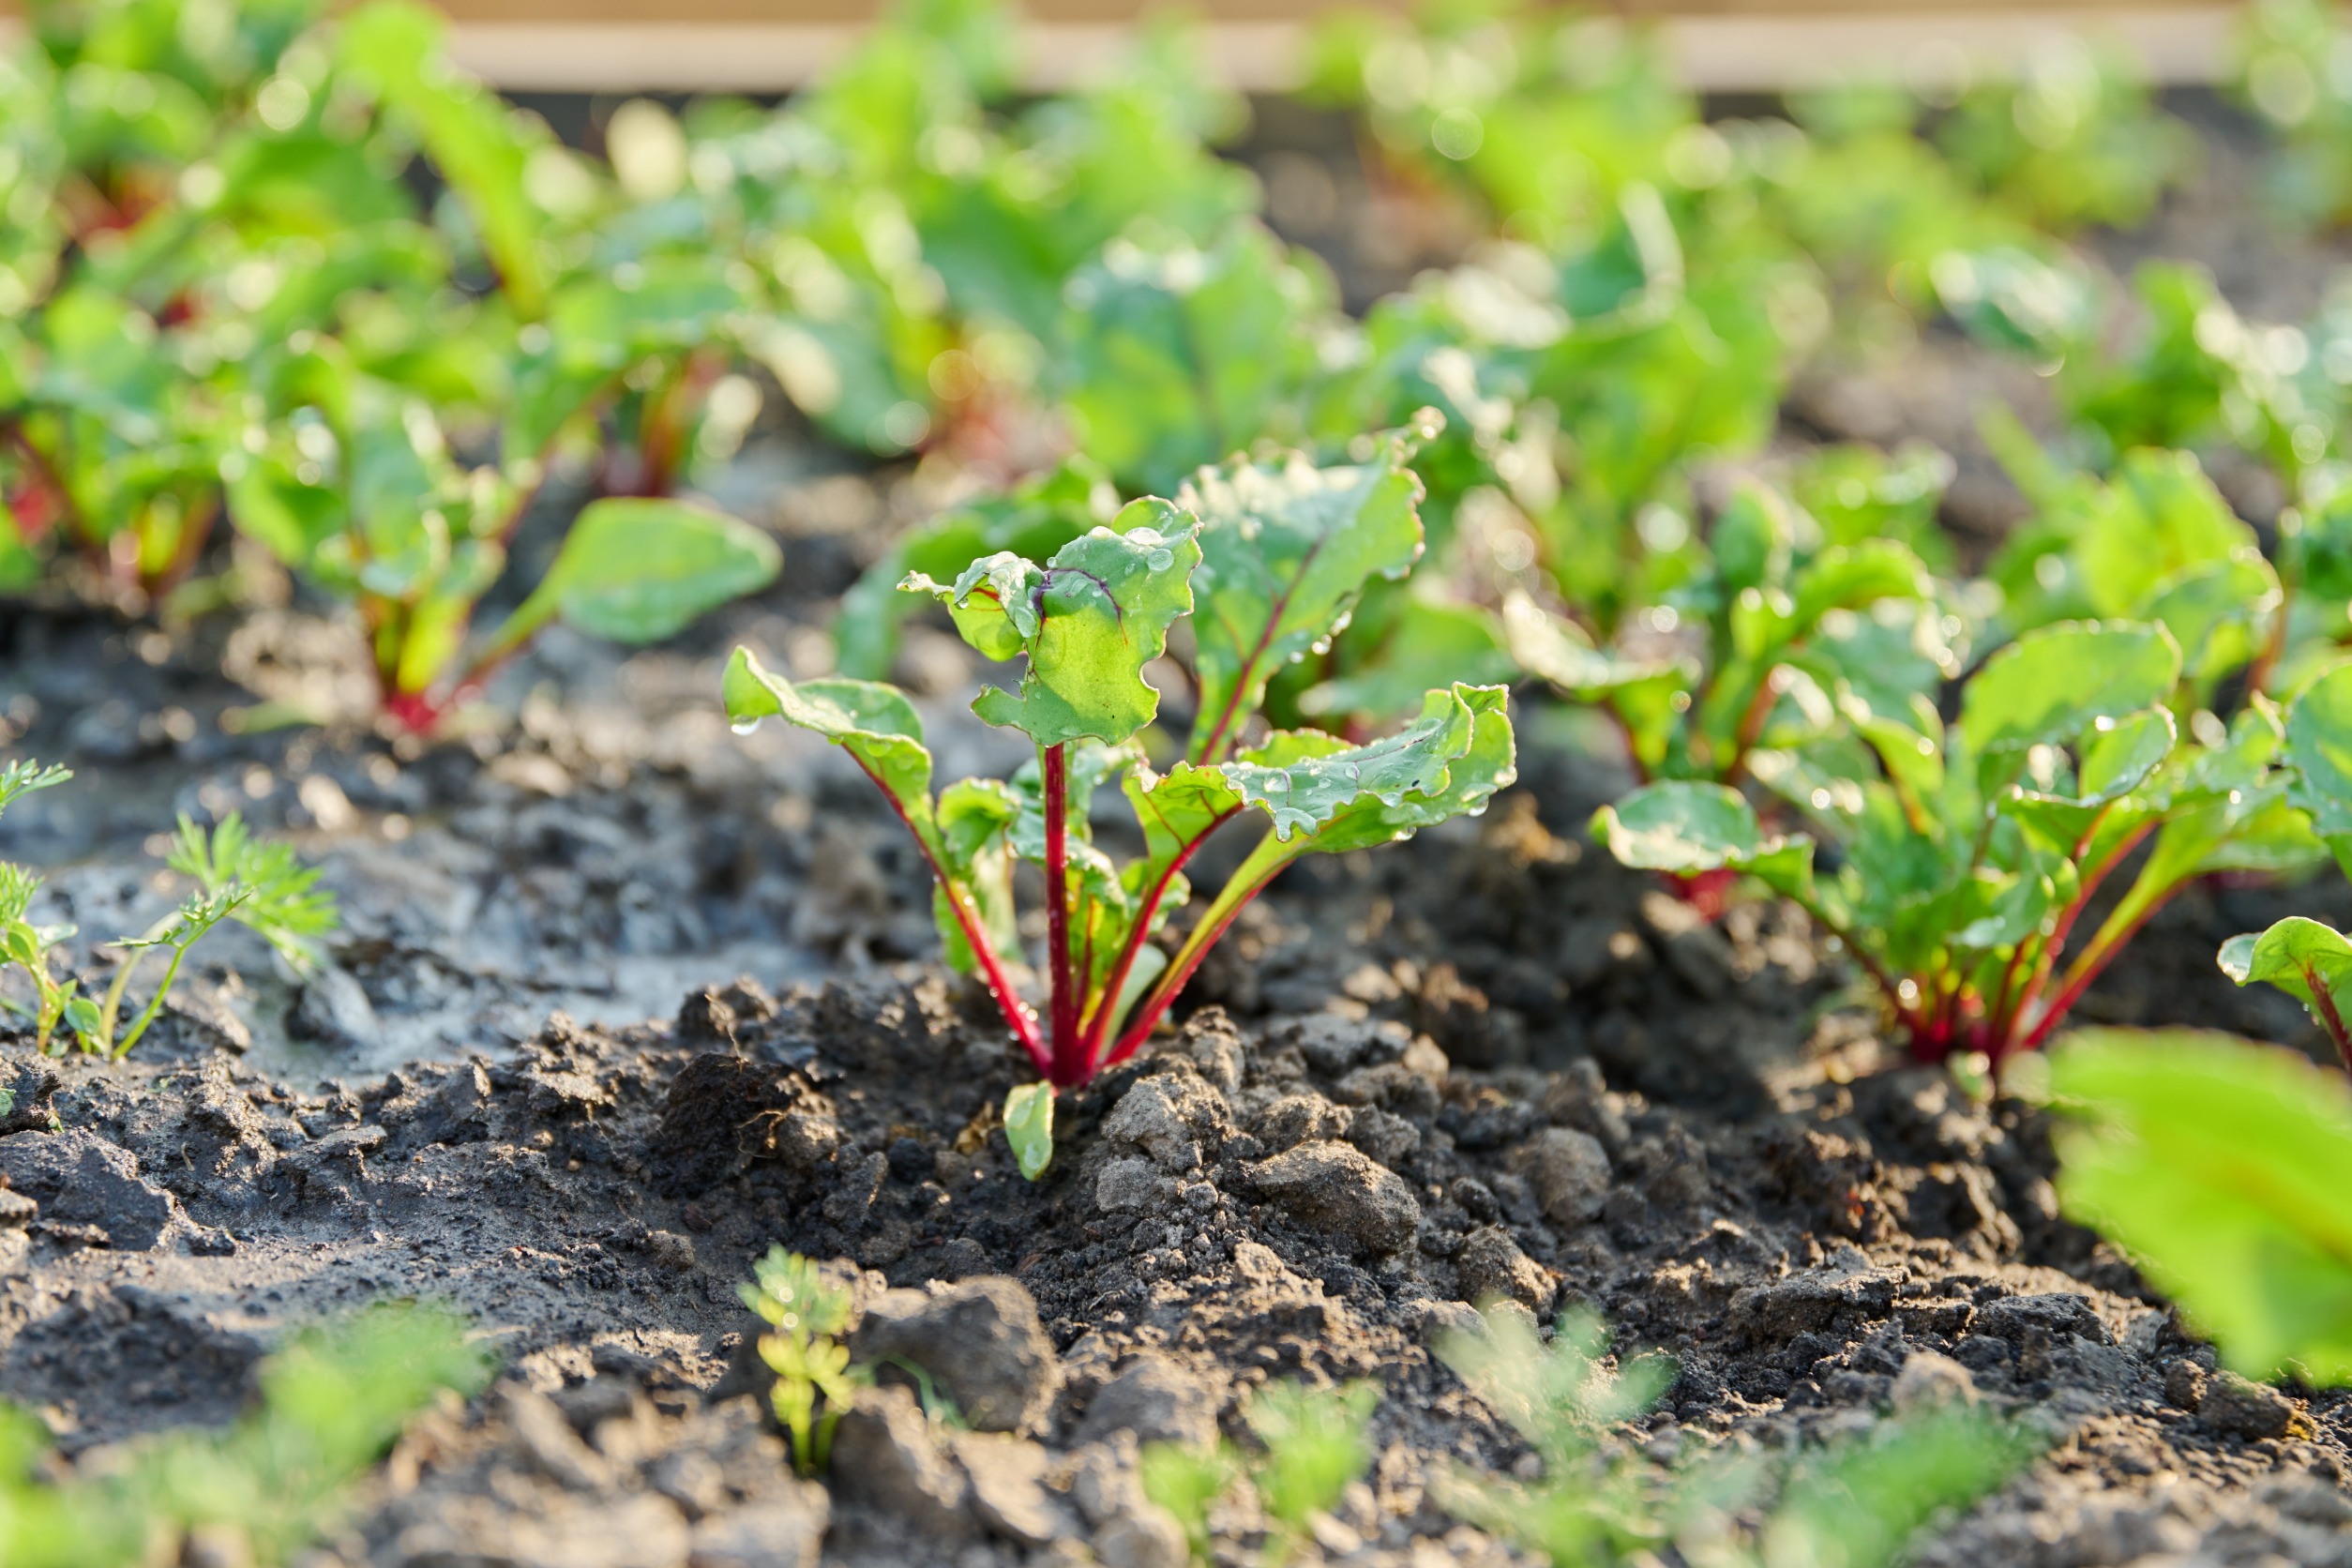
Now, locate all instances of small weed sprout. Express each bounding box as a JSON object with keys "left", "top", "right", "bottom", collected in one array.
[
  {"left": 1140, "top": 1380, "right": 1380, "bottom": 1568},
  {"left": 0, "top": 761, "right": 88, "bottom": 1053},
  {"left": 0, "top": 1301, "right": 489, "bottom": 1568},
  {"left": 739, "top": 1247, "right": 859, "bottom": 1474},
  {"left": 1431, "top": 1304, "right": 1681, "bottom": 1565},
  {"left": 1431, "top": 1300, "right": 2037, "bottom": 1568},
  {"left": 0, "top": 765, "right": 339, "bottom": 1059}
]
